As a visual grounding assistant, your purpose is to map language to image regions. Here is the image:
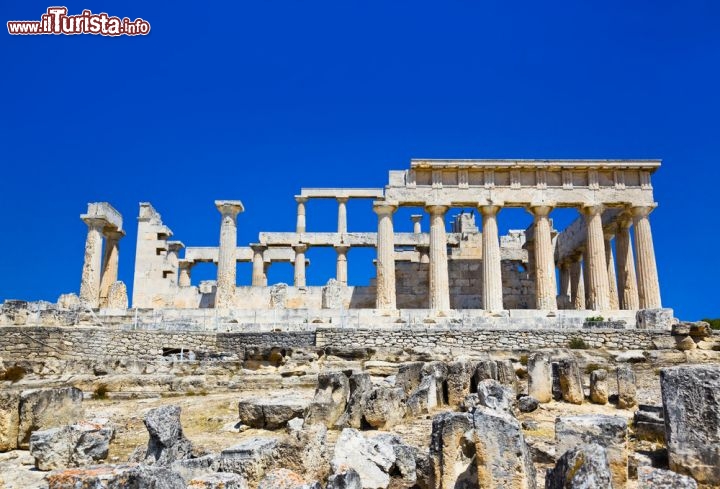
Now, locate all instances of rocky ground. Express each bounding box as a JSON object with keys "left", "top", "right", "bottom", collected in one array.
[{"left": 0, "top": 328, "right": 718, "bottom": 489}]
